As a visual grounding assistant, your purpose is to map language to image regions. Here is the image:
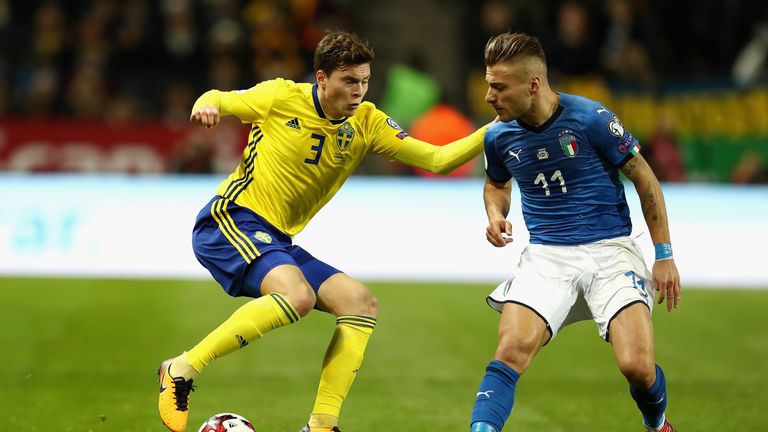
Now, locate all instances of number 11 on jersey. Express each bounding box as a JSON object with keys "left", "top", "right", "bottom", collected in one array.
[{"left": 534, "top": 169, "right": 567, "bottom": 196}]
